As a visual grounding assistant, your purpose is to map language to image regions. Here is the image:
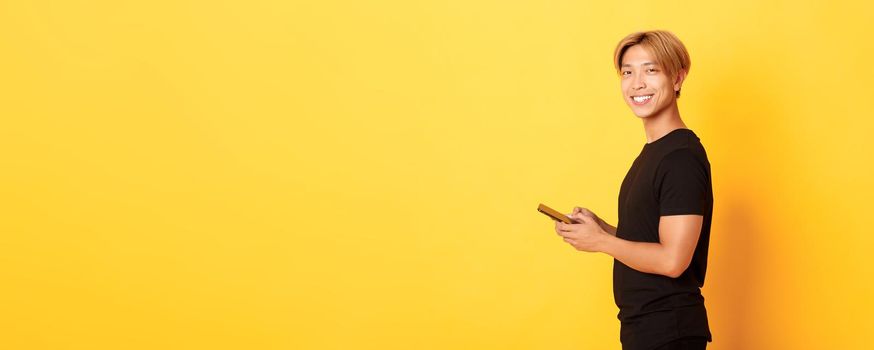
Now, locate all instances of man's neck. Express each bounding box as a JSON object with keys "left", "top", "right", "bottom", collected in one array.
[{"left": 642, "top": 102, "right": 687, "bottom": 144}]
